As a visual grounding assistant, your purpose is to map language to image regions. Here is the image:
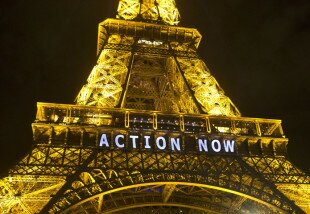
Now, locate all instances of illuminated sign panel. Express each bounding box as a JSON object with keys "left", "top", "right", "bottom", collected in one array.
[
  {"left": 137, "top": 39, "right": 164, "bottom": 46},
  {"left": 98, "top": 131, "right": 236, "bottom": 154}
]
